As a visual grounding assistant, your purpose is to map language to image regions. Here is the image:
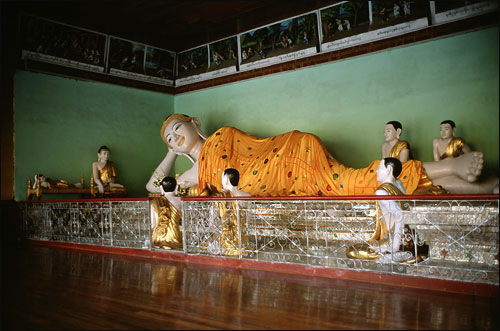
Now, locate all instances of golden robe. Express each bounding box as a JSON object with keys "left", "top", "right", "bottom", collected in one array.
[
  {"left": 151, "top": 186, "right": 210, "bottom": 250},
  {"left": 198, "top": 127, "right": 439, "bottom": 196},
  {"left": 440, "top": 137, "right": 466, "bottom": 160},
  {"left": 96, "top": 162, "right": 126, "bottom": 194},
  {"left": 151, "top": 197, "right": 183, "bottom": 250},
  {"left": 389, "top": 140, "right": 410, "bottom": 159},
  {"left": 212, "top": 190, "right": 247, "bottom": 256}
]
